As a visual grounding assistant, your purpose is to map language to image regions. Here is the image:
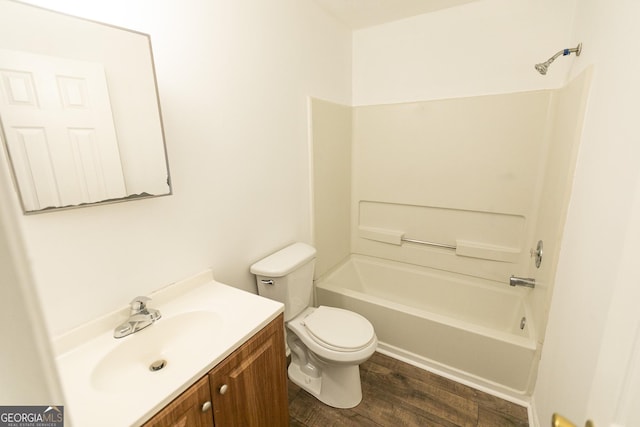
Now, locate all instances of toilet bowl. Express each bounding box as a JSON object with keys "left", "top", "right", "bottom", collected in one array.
[
  {"left": 286, "top": 306, "right": 377, "bottom": 408},
  {"left": 250, "top": 243, "right": 377, "bottom": 408}
]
